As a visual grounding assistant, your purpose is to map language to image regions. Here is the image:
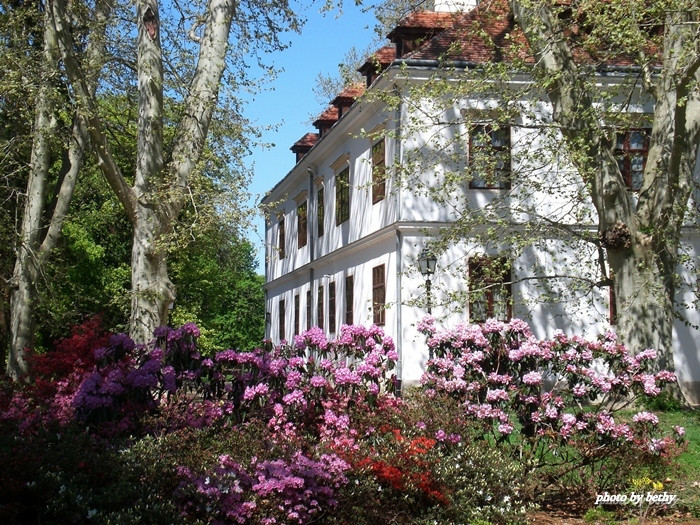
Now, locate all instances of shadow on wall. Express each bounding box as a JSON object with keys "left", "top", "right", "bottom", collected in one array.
[{"left": 675, "top": 319, "right": 700, "bottom": 405}]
